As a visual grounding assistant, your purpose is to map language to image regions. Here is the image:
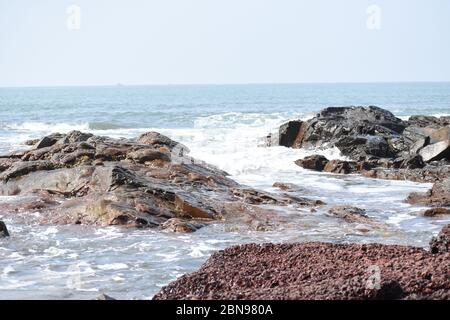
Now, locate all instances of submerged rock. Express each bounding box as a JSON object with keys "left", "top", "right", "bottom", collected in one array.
[
  {"left": 328, "top": 205, "right": 369, "bottom": 223},
  {"left": 0, "top": 131, "right": 322, "bottom": 232},
  {"left": 0, "top": 221, "right": 9, "bottom": 237},
  {"left": 153, "top": 239, "right": 450, "bottom": 300}
]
